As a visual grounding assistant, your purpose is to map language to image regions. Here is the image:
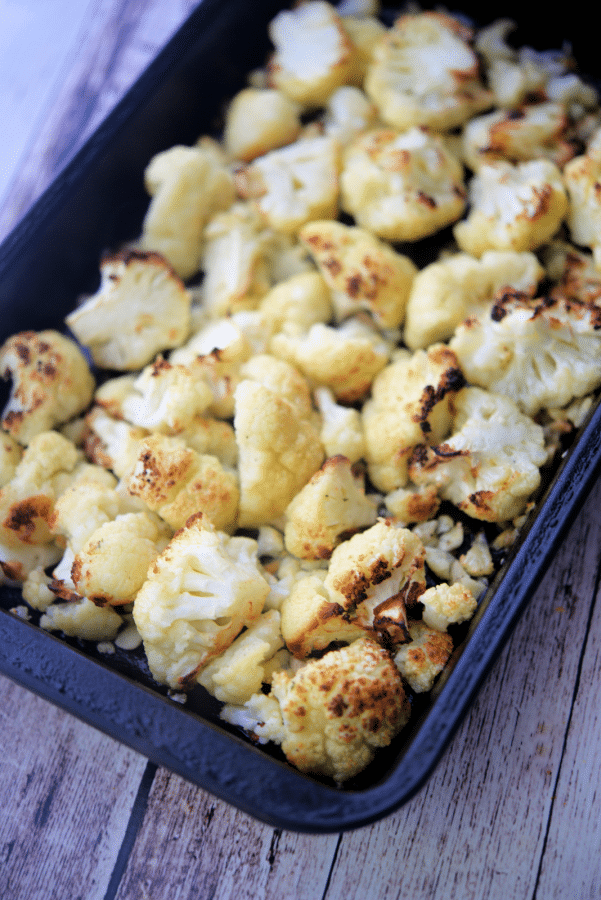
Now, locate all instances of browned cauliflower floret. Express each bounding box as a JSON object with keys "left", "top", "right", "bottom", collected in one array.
[
  {"left": 140, "top": 142, "right": 235, "bottom": 279},
  {"left": 564, "top": 147, "right": 601, "bottom": 270},
  {"left": 409, "top": 386, "right": 547, "bottom": 522},
  {"left": 284, "top": 455, "right": 378, "bottom": 559},
  {"left": 224, "top": 88, "right": 302, "bottom": 162},
  {"left": 365, "top": 11, "right": 492, "bottom": 131},
  {"left": 267, "top": 1, "right": 359, "bottom": 108},
  {"left": 83, "top": 407, "right": 148, "bottom": 479},
  {"left": 462, "top": 102, "right": 575, "bottom": 172},
  {"left": 270, "top": 317, "right": 390, "bottom": 402},
  {"left": 234, "top": 136, "right": 340, "bottom": 235},
  {"left": 393, "top": 619, "right": 453, "bottom": 693},
  {"left": 132, "top": 514, "right": 270, "bottom": 689},
  {"left": 454, "top": 159, "right": 568, "bottom": 256},
  {"left": 66, "top": 251, "right": 191, "bottom": 371},
  {"left": 126, "top": 433, "right": 239, "bottom": 533},
  {"left": 340, "top": 127, "right": 467, "bottom": 242},
  {"left": 450, "top": 293, "right": 601, "bottom": 416},
  {"left": 197, "top": 609, "right": 286, "bottom": 704},
  {"left": 362, "top": 345, "right": 464, "bottom": 492},
  {"left": 403, "top": 249, "right": 544, "bottom": 350},
  {"left": 233, "top": 364, "right": 324, "bottom": 528},
  {"left": 258, "top": 271, "right": 333, "bottom": 333},
  {"left": 420, "top": 582, "right": 477, "bottom": 632},
  {"left": 223, "top": 637, "right": 411, "bottom": 782},
  {"left": 0, "top": 330, "right": 95, "bottom": 446},
  {"left": 299, "top": 219, "right": 417, "bottom": 328}
]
